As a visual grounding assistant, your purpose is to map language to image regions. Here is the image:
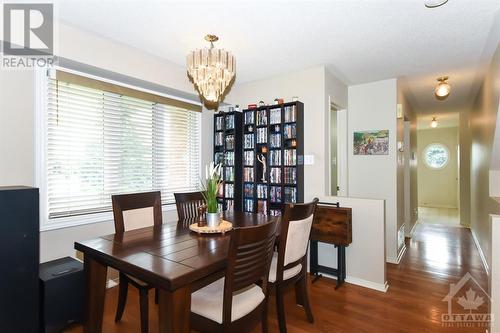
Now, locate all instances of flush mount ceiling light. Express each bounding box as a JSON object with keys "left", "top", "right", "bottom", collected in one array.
[
  {"left": 430, "top": 117, "right": 438, "bottom": 128},
  {"left": 434, "top": 76, "right": 451, "bottom": 100},
  {"left": 187, "top": 34, "right": 235, "bottom": 106},
  {"left": 425, "top": 0, "right": 449, "bottom": 8}
]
